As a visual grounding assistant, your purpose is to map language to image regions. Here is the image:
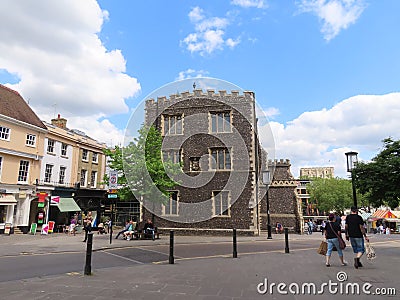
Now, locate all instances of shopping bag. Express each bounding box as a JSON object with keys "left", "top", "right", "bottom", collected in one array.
[
  {"left": 317, "top": 240, "right": 328, "bottom": 255},
  {"left": 338, "top": 236, "right": 346, "bottom": 250},
  {"left": 365, "top": 242, "right": 376, "bottom": 260}
]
